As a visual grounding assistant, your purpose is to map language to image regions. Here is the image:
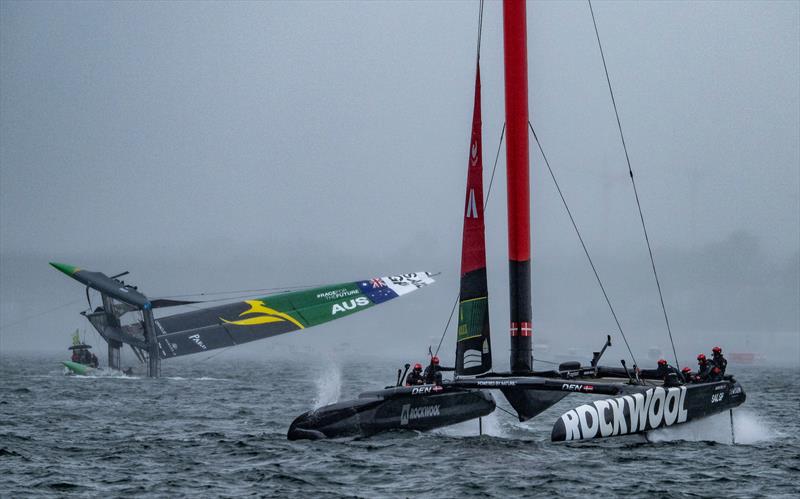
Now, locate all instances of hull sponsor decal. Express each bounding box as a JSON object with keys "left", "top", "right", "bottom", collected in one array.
[
  {"left": 400, "top": 403, "right": 441, "bottom": 425},
  {"left": 555, "top": 386, "right": 689, "bottom": 441}
]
